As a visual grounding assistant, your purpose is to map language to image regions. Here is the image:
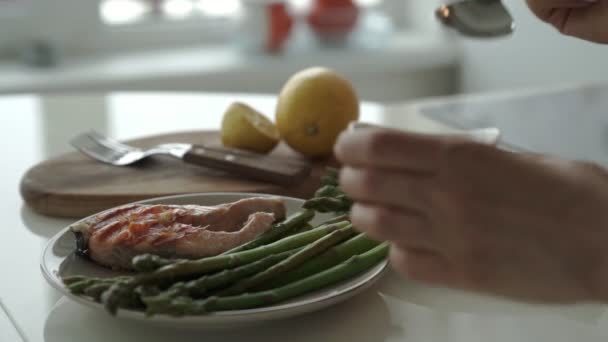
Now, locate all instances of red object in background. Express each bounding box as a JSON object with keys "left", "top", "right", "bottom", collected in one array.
[
  {"left": 266, "top": 3, "right": 293, "bottom": 53},
  {"left": 307, "top": 0, "right": 359, "bottom": 42}
]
